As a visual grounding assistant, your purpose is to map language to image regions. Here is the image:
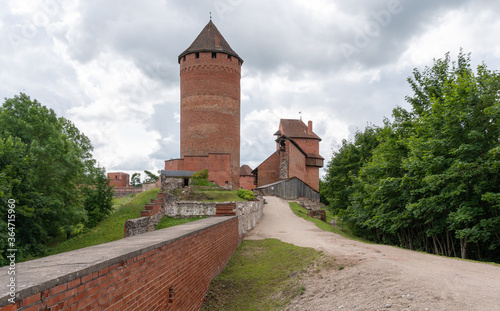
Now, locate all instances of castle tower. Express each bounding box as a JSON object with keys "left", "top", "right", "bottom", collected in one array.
[{"left": 177, "top": 20, "right": 243, "bottom": 189}]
